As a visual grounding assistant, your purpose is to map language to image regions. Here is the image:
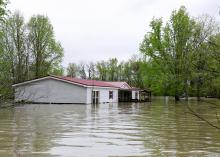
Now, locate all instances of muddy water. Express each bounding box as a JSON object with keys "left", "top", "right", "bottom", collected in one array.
[{"left": 0, "top": 99, "right": 220, "bottom": 157}]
